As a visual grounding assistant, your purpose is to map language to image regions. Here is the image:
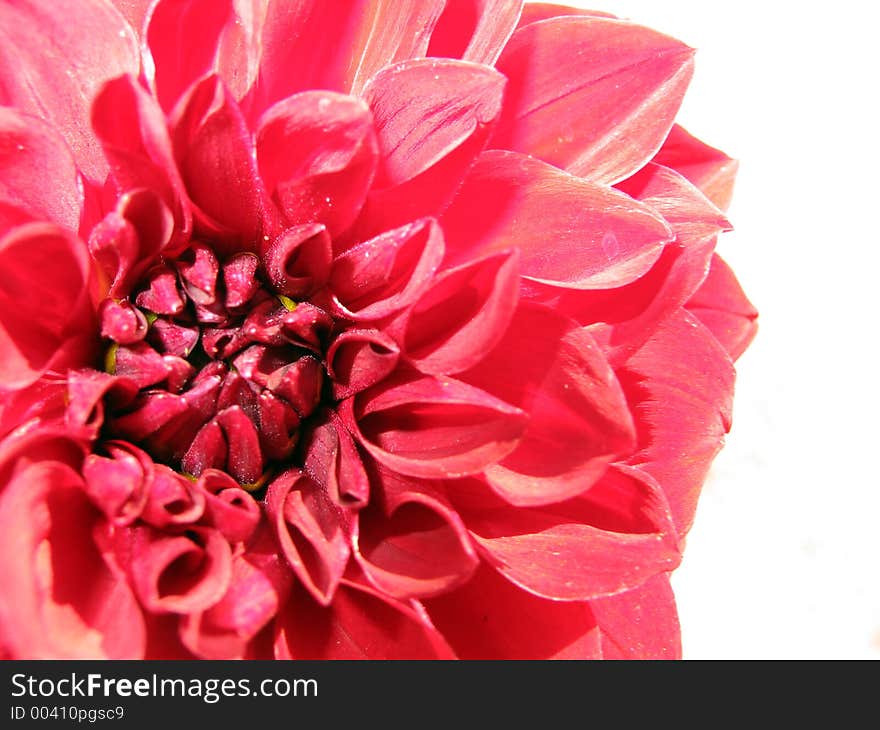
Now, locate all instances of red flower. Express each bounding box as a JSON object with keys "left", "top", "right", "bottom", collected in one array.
[{"left": 0, "top": 0, "right": 756, "bottom": 659}]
